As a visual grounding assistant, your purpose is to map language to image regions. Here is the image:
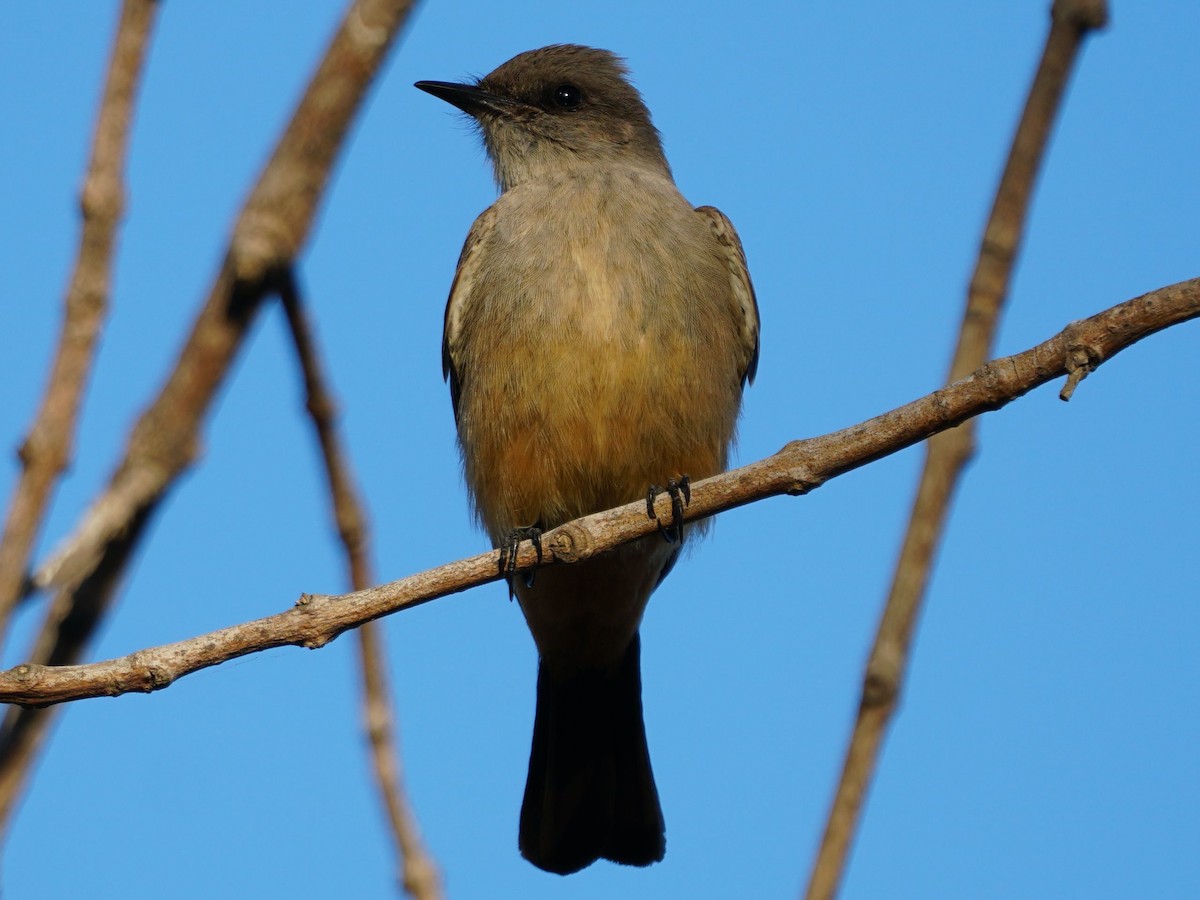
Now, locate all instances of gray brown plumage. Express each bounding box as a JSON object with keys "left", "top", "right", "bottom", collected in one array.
[{"left": 417, "top": 44, "right": 759, "bottom": 875}]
